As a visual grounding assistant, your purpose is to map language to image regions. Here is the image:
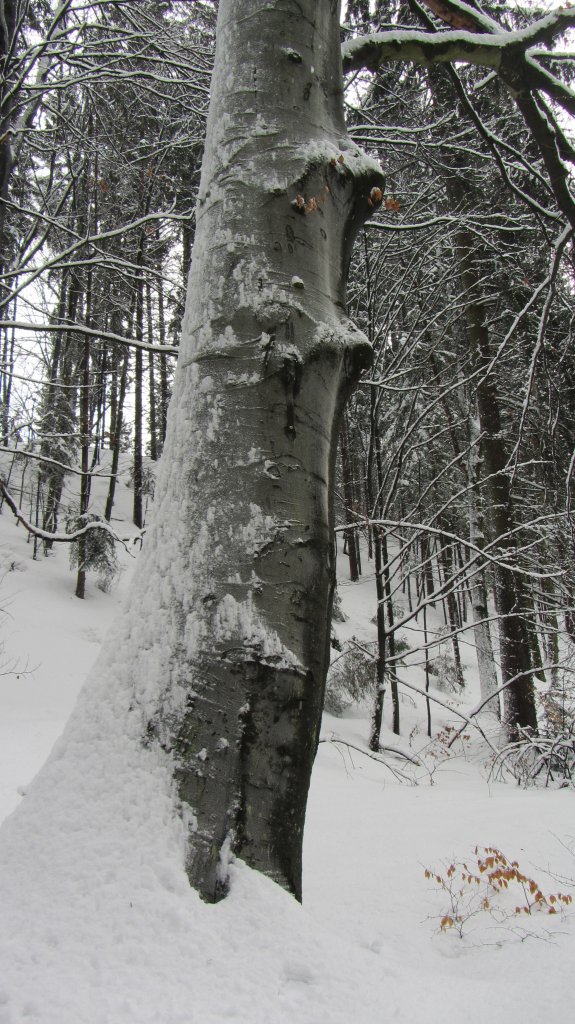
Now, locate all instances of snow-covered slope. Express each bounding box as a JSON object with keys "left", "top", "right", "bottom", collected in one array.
[{"left": 0, "top": 474, "right": 573, "bottom": 1024}]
